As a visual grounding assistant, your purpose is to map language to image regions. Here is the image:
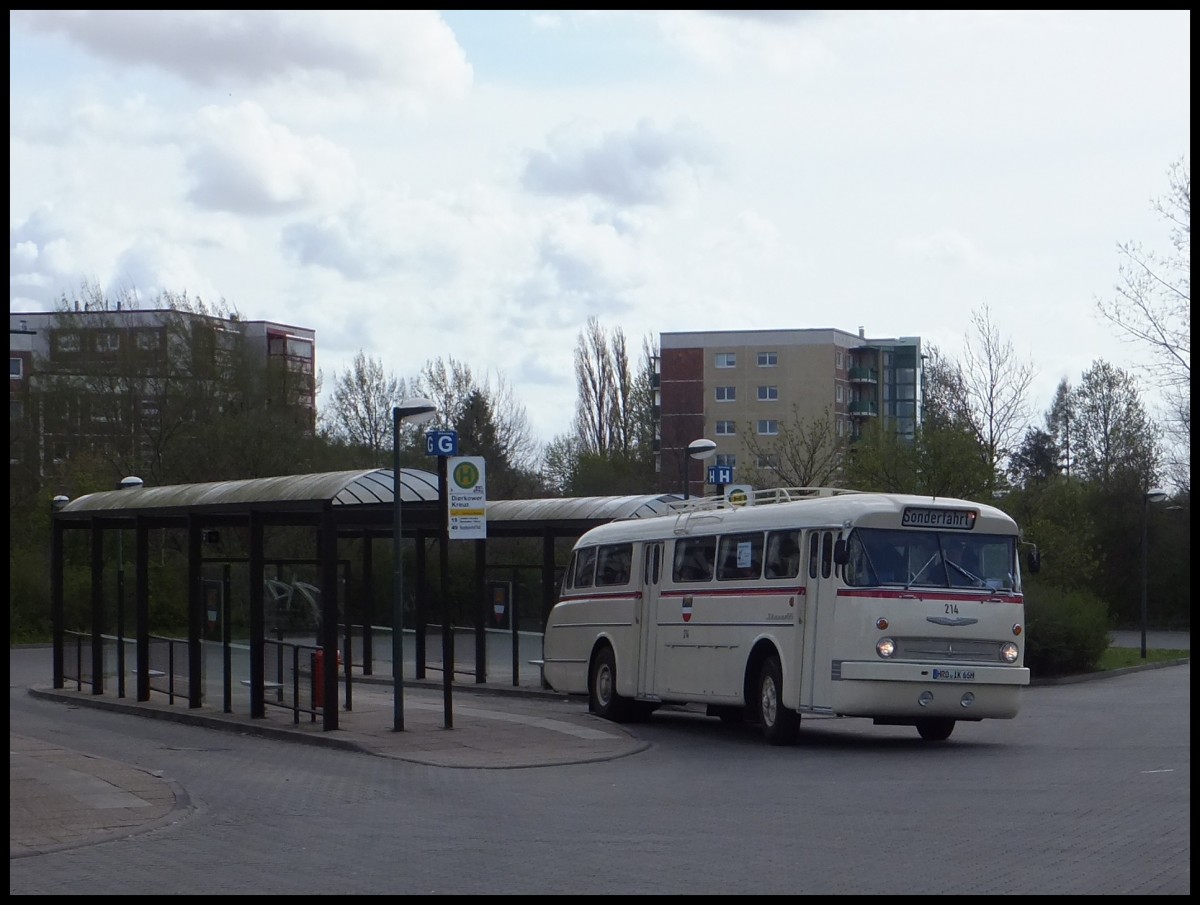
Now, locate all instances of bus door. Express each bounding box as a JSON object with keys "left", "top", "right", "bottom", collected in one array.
[
  {"left": 637, "top": 541, "right": 664, "bottom": 699},
  {"left": 801, "top": 528, "right": 839, "bottom": 711}
]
